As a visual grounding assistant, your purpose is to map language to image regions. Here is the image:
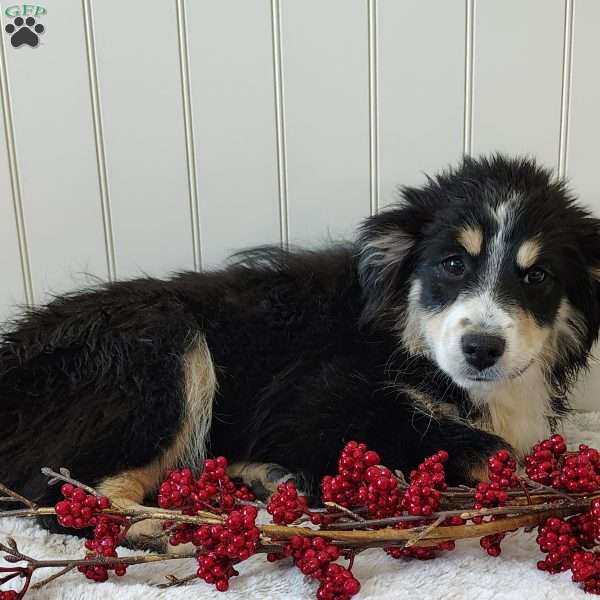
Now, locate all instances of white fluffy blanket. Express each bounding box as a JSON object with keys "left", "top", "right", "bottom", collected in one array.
[{"left": 2, "top": 413, "right": 600, "bottom": 600}]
